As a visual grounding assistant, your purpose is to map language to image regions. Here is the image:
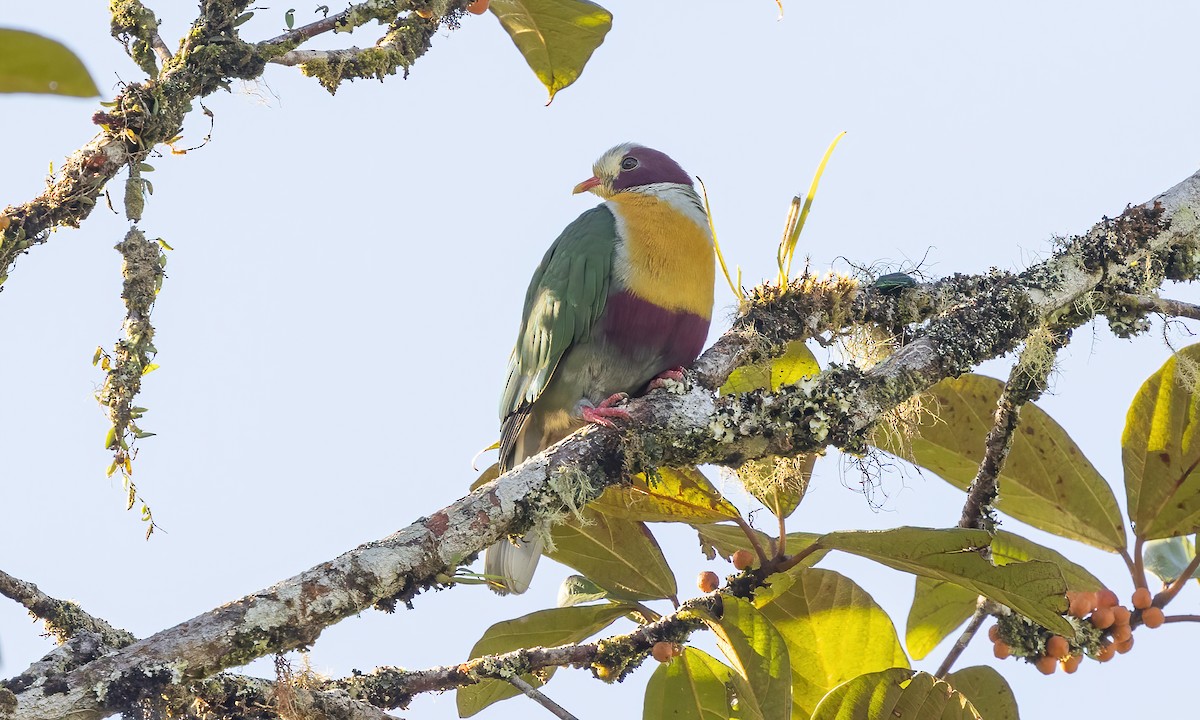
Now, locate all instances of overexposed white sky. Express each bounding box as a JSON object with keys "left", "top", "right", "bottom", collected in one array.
[{"left": 3, "top": 2, "right": 1200, "bottom": 718}]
